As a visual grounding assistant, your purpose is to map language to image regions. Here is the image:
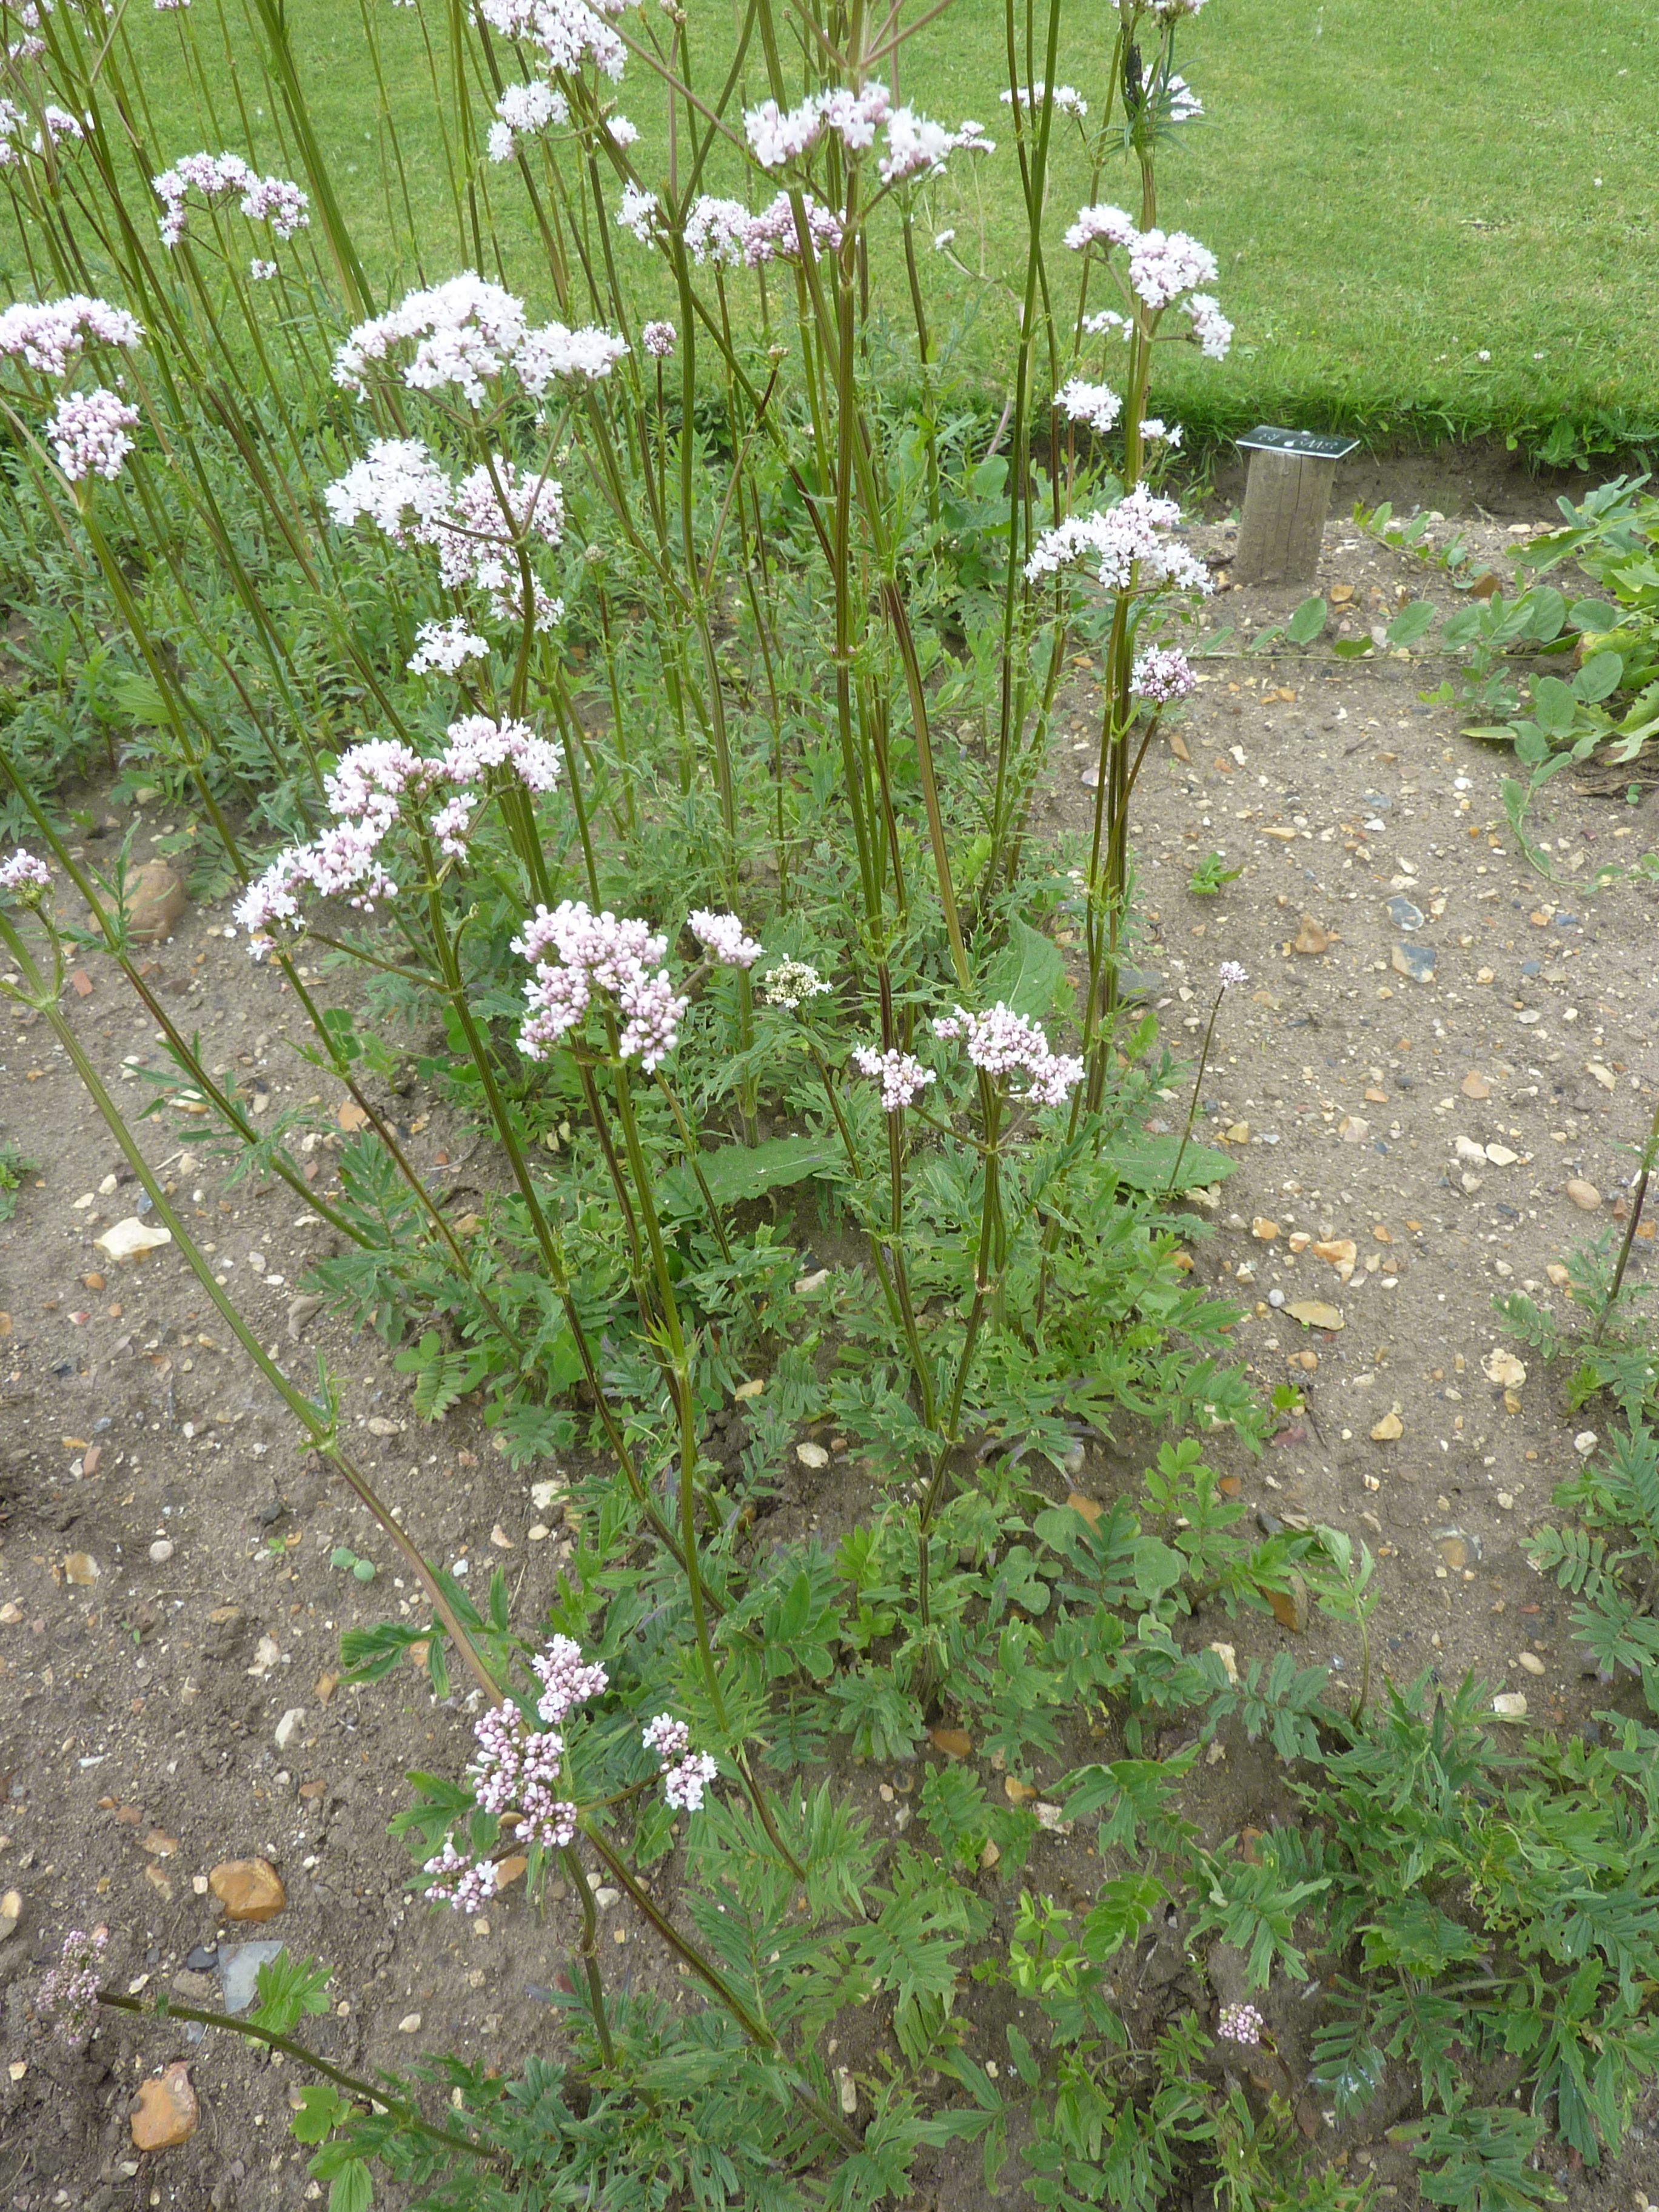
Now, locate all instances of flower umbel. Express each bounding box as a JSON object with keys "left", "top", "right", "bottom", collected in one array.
[
  {"left": 0, "top": 849, "right": 52, "bottom": 899},
  {"left": 760, "top": 958, "right": 831, "bottom": 1010},
  {"left": 514, "top": 901, "right": 687, "bottom": 1070},
  {"left": 1218, "top": 2002, "right": 1264, "bottom": 2046},
  {"left": 38, "top": 1928, "right": 109, "bottom": 2043},
  {"left": 643, "top": 1713, "right": 719, "bottom": 1812},
  {"left": 851, "top": 1046, "right": 936, "bottom": 1113},
  {"left": 1218, "top": 961, "right": 1248, "bottom": 991}
]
